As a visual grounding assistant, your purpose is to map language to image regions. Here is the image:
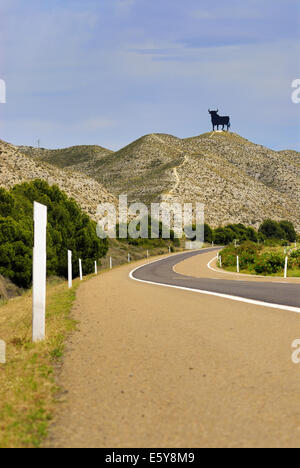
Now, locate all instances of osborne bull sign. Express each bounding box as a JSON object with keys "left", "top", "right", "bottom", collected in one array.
[{"left": 208, "top": 109, "right": 231, "bottom": 131}]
